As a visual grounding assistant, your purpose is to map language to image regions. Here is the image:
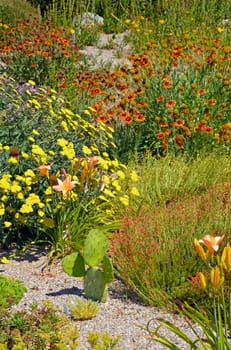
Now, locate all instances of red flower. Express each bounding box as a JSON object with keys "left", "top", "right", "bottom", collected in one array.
[{"left": 156, "top": 95, "right": 165, "bottom": 102}]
